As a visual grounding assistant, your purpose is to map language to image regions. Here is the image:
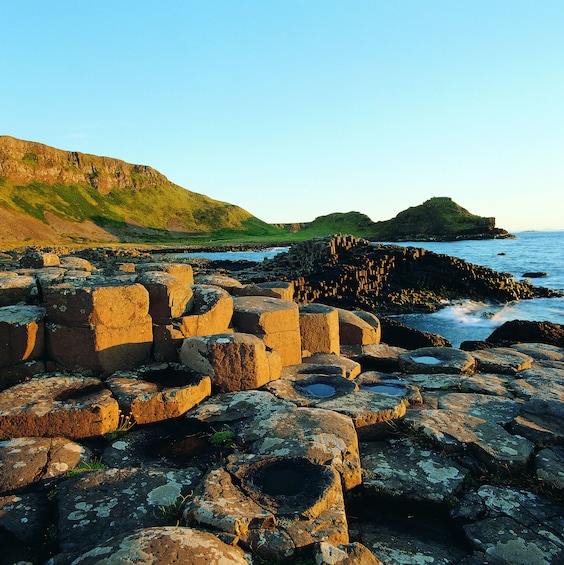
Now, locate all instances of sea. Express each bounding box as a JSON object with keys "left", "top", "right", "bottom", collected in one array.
[{"left": 177, "top": 231, "right": 564, "bottom": 347}]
